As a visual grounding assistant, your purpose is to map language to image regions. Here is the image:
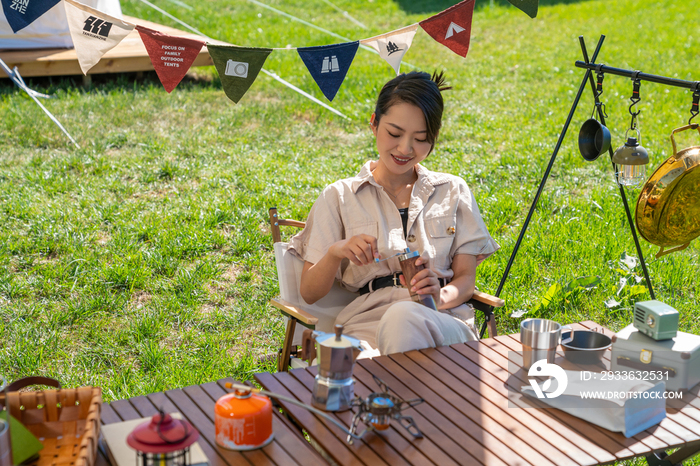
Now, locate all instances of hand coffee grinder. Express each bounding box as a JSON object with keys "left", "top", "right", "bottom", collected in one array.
[{"left": 310, "top": 325, "right": 363, "bottom": 412}]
